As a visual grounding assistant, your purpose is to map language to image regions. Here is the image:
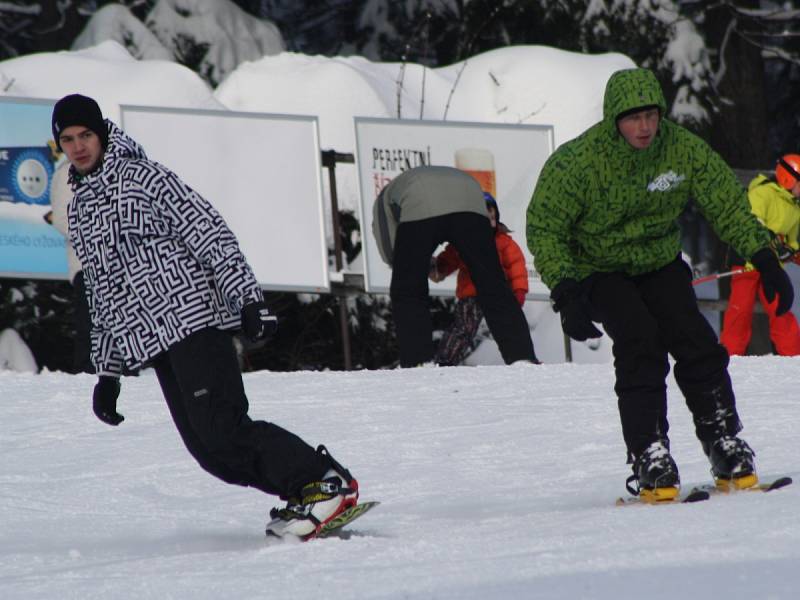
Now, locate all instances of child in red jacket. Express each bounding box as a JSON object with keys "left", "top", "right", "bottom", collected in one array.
[{"left": 430, "top": 193, "right": 529, "bottom": 365}]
